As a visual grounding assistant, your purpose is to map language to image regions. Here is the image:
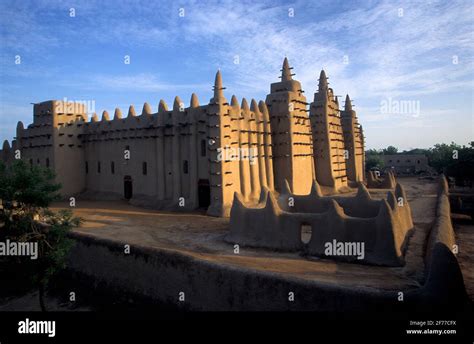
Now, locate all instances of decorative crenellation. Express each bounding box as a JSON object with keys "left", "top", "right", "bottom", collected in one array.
[
  {"left": 1, "top": 58, "right": 367, "bottom": 217},
  {"left": 367, "top": 170, "right": 397, "bottom": 189},
  {"left": 227, "top": 178, "right": 414, "bottom": 266}
]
